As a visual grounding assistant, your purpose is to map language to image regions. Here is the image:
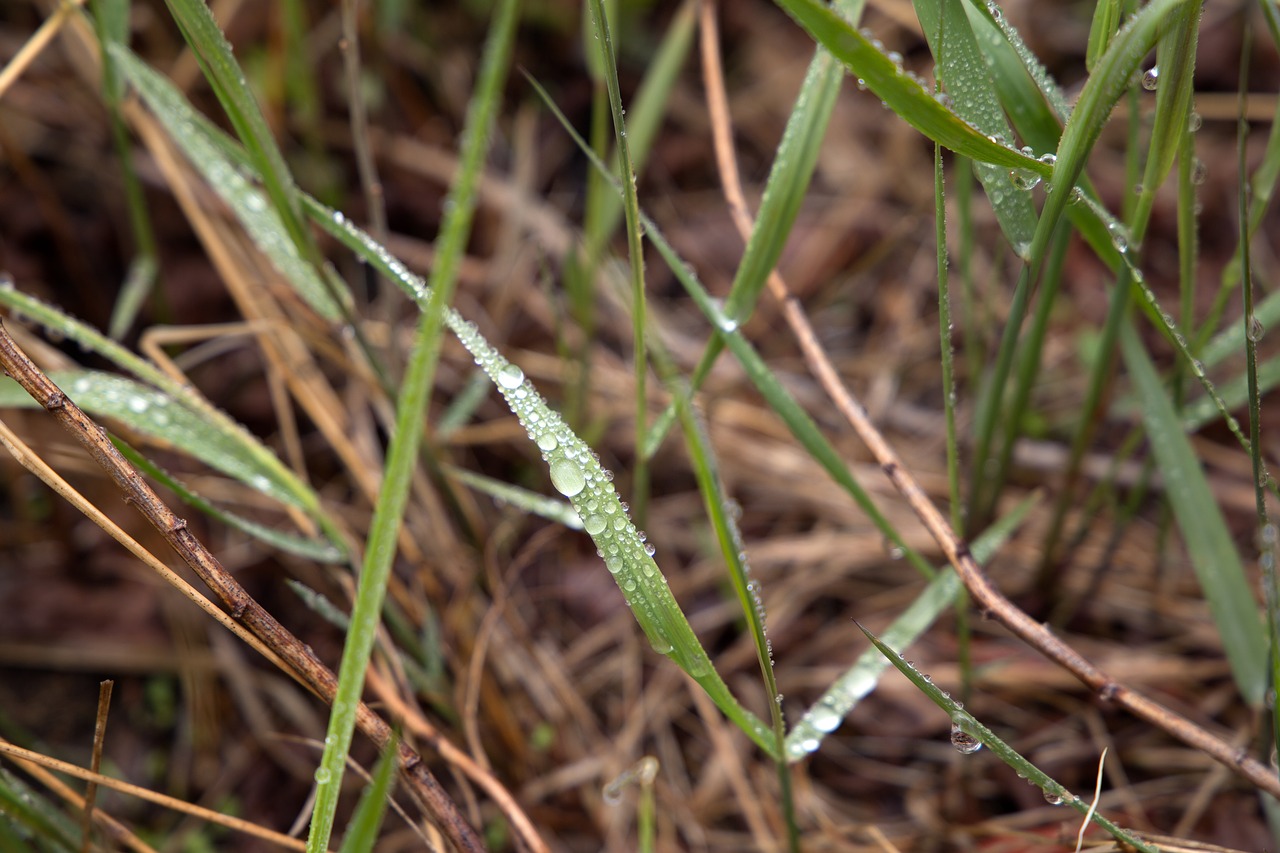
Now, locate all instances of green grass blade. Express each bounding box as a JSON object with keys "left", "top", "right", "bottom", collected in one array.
[
  {"left": 859, "top": 623, "right": 1159, "bottom": 853},
  {"left": 770, "top": 0, "right": 1051, "bottom": 174},
  {"left": 337, "top": 732, "right": 399, "bottom": 853},
  {"left": 0, "top": 369, "right": 309, "bottom": 512},
  {"left": 1120, "top": 321, "right": 1266, "bottom": 705},
  {"left": 113, "top": 438, "right": 343, "bottom": 562},
  {"left": 585, "top": 0, "right": 652, "bottom": 521},
  {"left": 917, "top": 0, "right": 1037, "bottom": 258},
  {"left": 306, "top": 1, "right": 518, "bottom": 847},
  {"left": 159, "top": 0, "right": 327, "bottom": 293},
  {"left": 0, "top": 286, "right": 326, "bottom": 518},
  {"left": 785, "top": 493, "right": 1037, "bottom": 760},
  {"left": 449, "top": 319, "right": 776, "bottom": 755},
  {"left": 110, "top": 46, "right": 345, "bottom": 322},
  {"left": 965, "top": 0, "right": 1072, "bottom": 125}
]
